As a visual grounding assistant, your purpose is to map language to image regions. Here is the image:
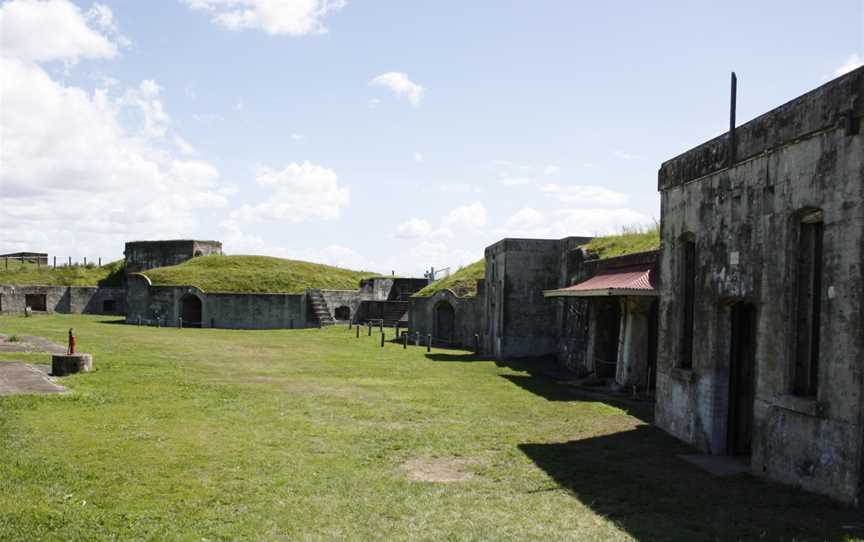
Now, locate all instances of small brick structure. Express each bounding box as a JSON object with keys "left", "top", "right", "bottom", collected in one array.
[{"left": 51, "top": 353, "right": 93, "bottom": 376}]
